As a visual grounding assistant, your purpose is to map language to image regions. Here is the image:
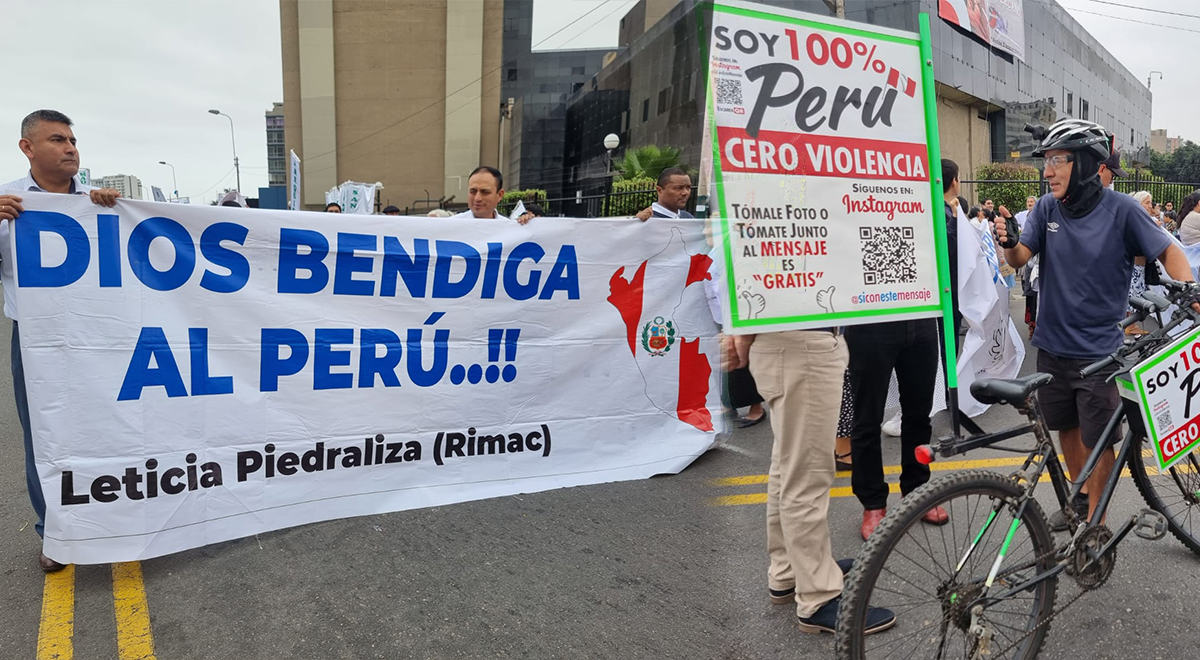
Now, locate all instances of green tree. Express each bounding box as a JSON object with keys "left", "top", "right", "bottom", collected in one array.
[
  {"left": 974, "top": 163, "right": 1041, "bottom": 212},
  {"left": 614, "top": 145, "right": 687, "bottom": 182},
  {"left": 497, "top": 188, "right": 547, "bottom": 216},
  {"left": 605, "top": 177, "right": 657, "bottom": 216}
]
